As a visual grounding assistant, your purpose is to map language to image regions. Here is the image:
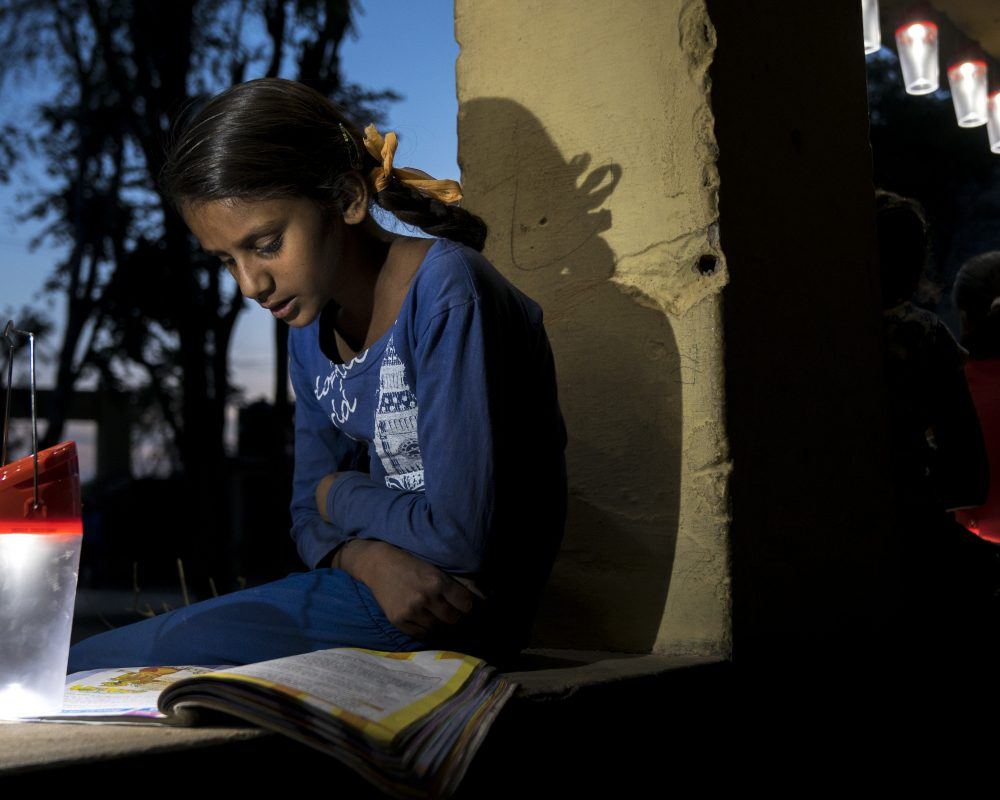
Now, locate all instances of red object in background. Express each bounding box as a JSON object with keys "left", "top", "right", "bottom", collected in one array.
[
  {"left": 0, "top": 441, "right": 82, "bottom": 534},
  {"left": 956, "top": 357, "right": 1000, "bottom": 543}
]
